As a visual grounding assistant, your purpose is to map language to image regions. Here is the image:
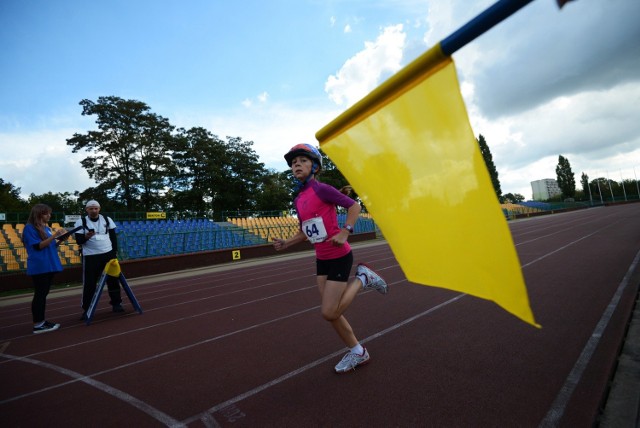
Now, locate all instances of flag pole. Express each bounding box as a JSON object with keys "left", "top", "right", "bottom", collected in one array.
[{"left": 440, "top": 0, "right": 536, "bottom": 56}]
